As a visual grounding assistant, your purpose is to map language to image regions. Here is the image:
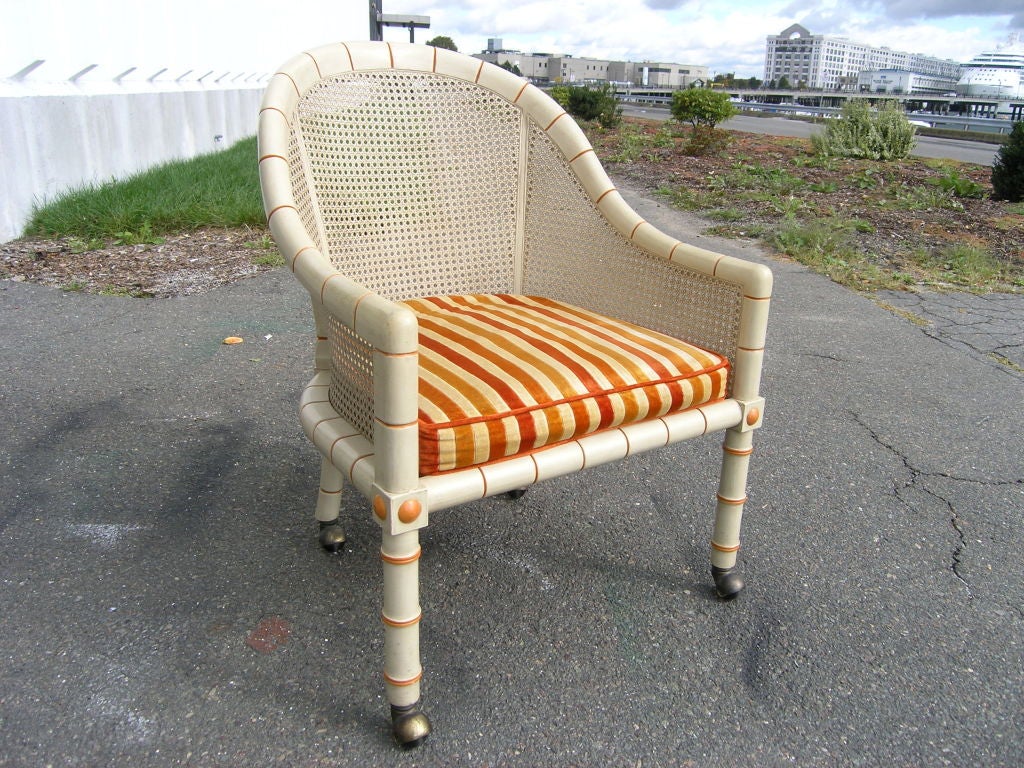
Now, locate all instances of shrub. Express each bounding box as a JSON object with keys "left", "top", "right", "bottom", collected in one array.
[
  {"left": 670, "top": 89, "right": 737, "bottom": 130},
  {"left": 812, "top": 100, "right": 916, "bottom": 161},
  {"left": 551, "top": 84, "right": 621, "bottom": 128},
  {"left": 991, "top": 121, "right": 1024, "bottom": 202}
]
